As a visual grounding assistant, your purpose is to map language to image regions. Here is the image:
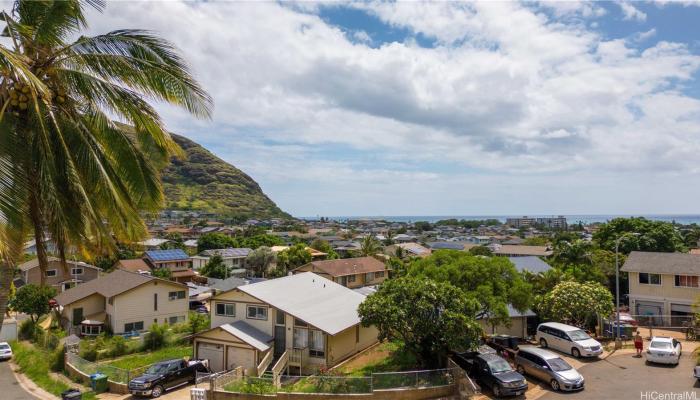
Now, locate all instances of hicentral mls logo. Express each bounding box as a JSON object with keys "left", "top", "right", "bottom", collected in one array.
[{"left": 640, "top": 392, "right": 698, "bottom": 400}]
